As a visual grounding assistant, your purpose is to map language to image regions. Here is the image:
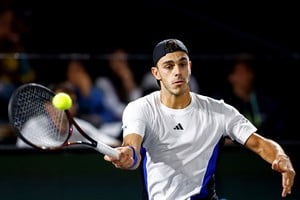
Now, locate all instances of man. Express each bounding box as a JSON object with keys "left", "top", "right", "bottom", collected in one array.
[{"left": 104, "top": 39, "right": 295, "bottom": 200}]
